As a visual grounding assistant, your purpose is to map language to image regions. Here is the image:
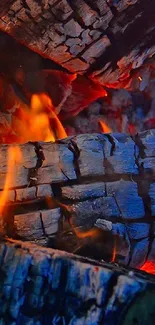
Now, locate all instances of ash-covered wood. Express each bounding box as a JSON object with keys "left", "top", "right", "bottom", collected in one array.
[
  {"left": 14, "top": 208, "right": 61, "bottom": 241},
  {"left": 0, "top": 0, "right": 155, "bottom": 90},
  {"left": 0, "top": 238, "right": 155, "bottom": 325},
  {"left": 0, "top": 130, "right": 155, "bottom": 271}
]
